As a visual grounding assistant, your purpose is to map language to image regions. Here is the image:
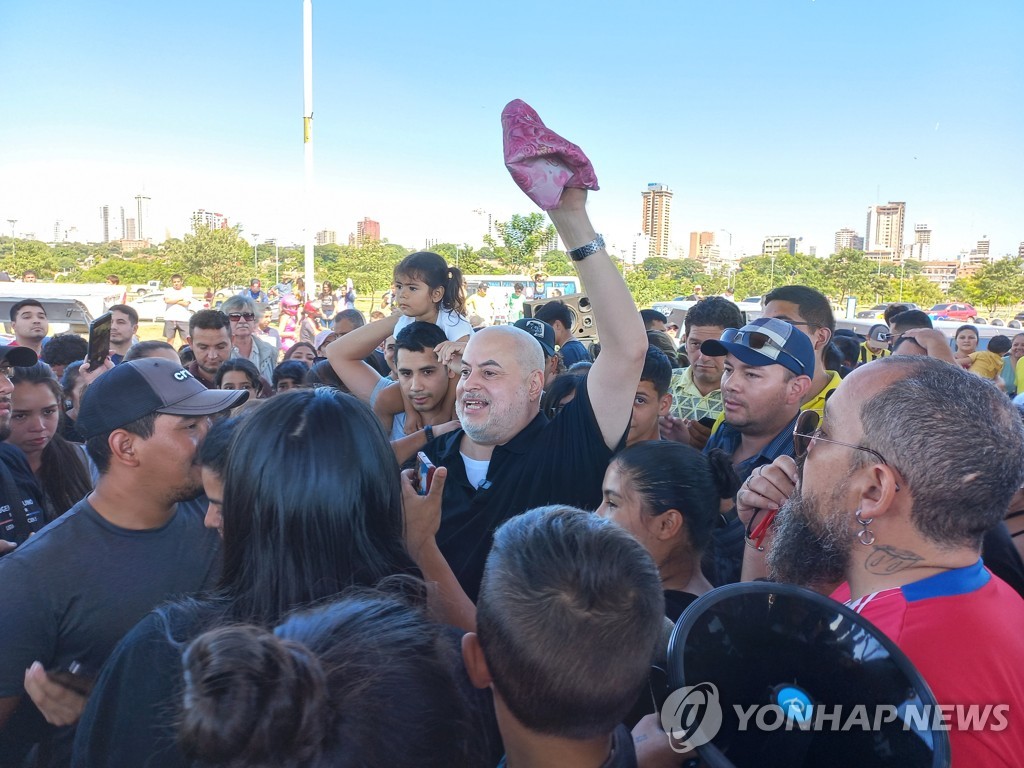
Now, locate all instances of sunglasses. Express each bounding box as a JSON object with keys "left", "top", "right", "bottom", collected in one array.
[
  {"left": 793, "top": 411, "right": 900, "bottom": 489},
  {"left": 228, "top": 313, "right": 256, "bottom": 322},
  {"left": 721, "top": 328, "right": 806, "bottom": 373}
]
